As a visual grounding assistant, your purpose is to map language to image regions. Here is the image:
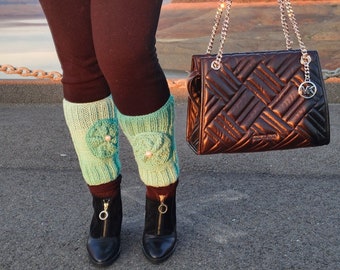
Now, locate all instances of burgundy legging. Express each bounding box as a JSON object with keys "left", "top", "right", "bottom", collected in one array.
[{"left": 39, "top": 0, "right": 170, "bottom": 115}]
